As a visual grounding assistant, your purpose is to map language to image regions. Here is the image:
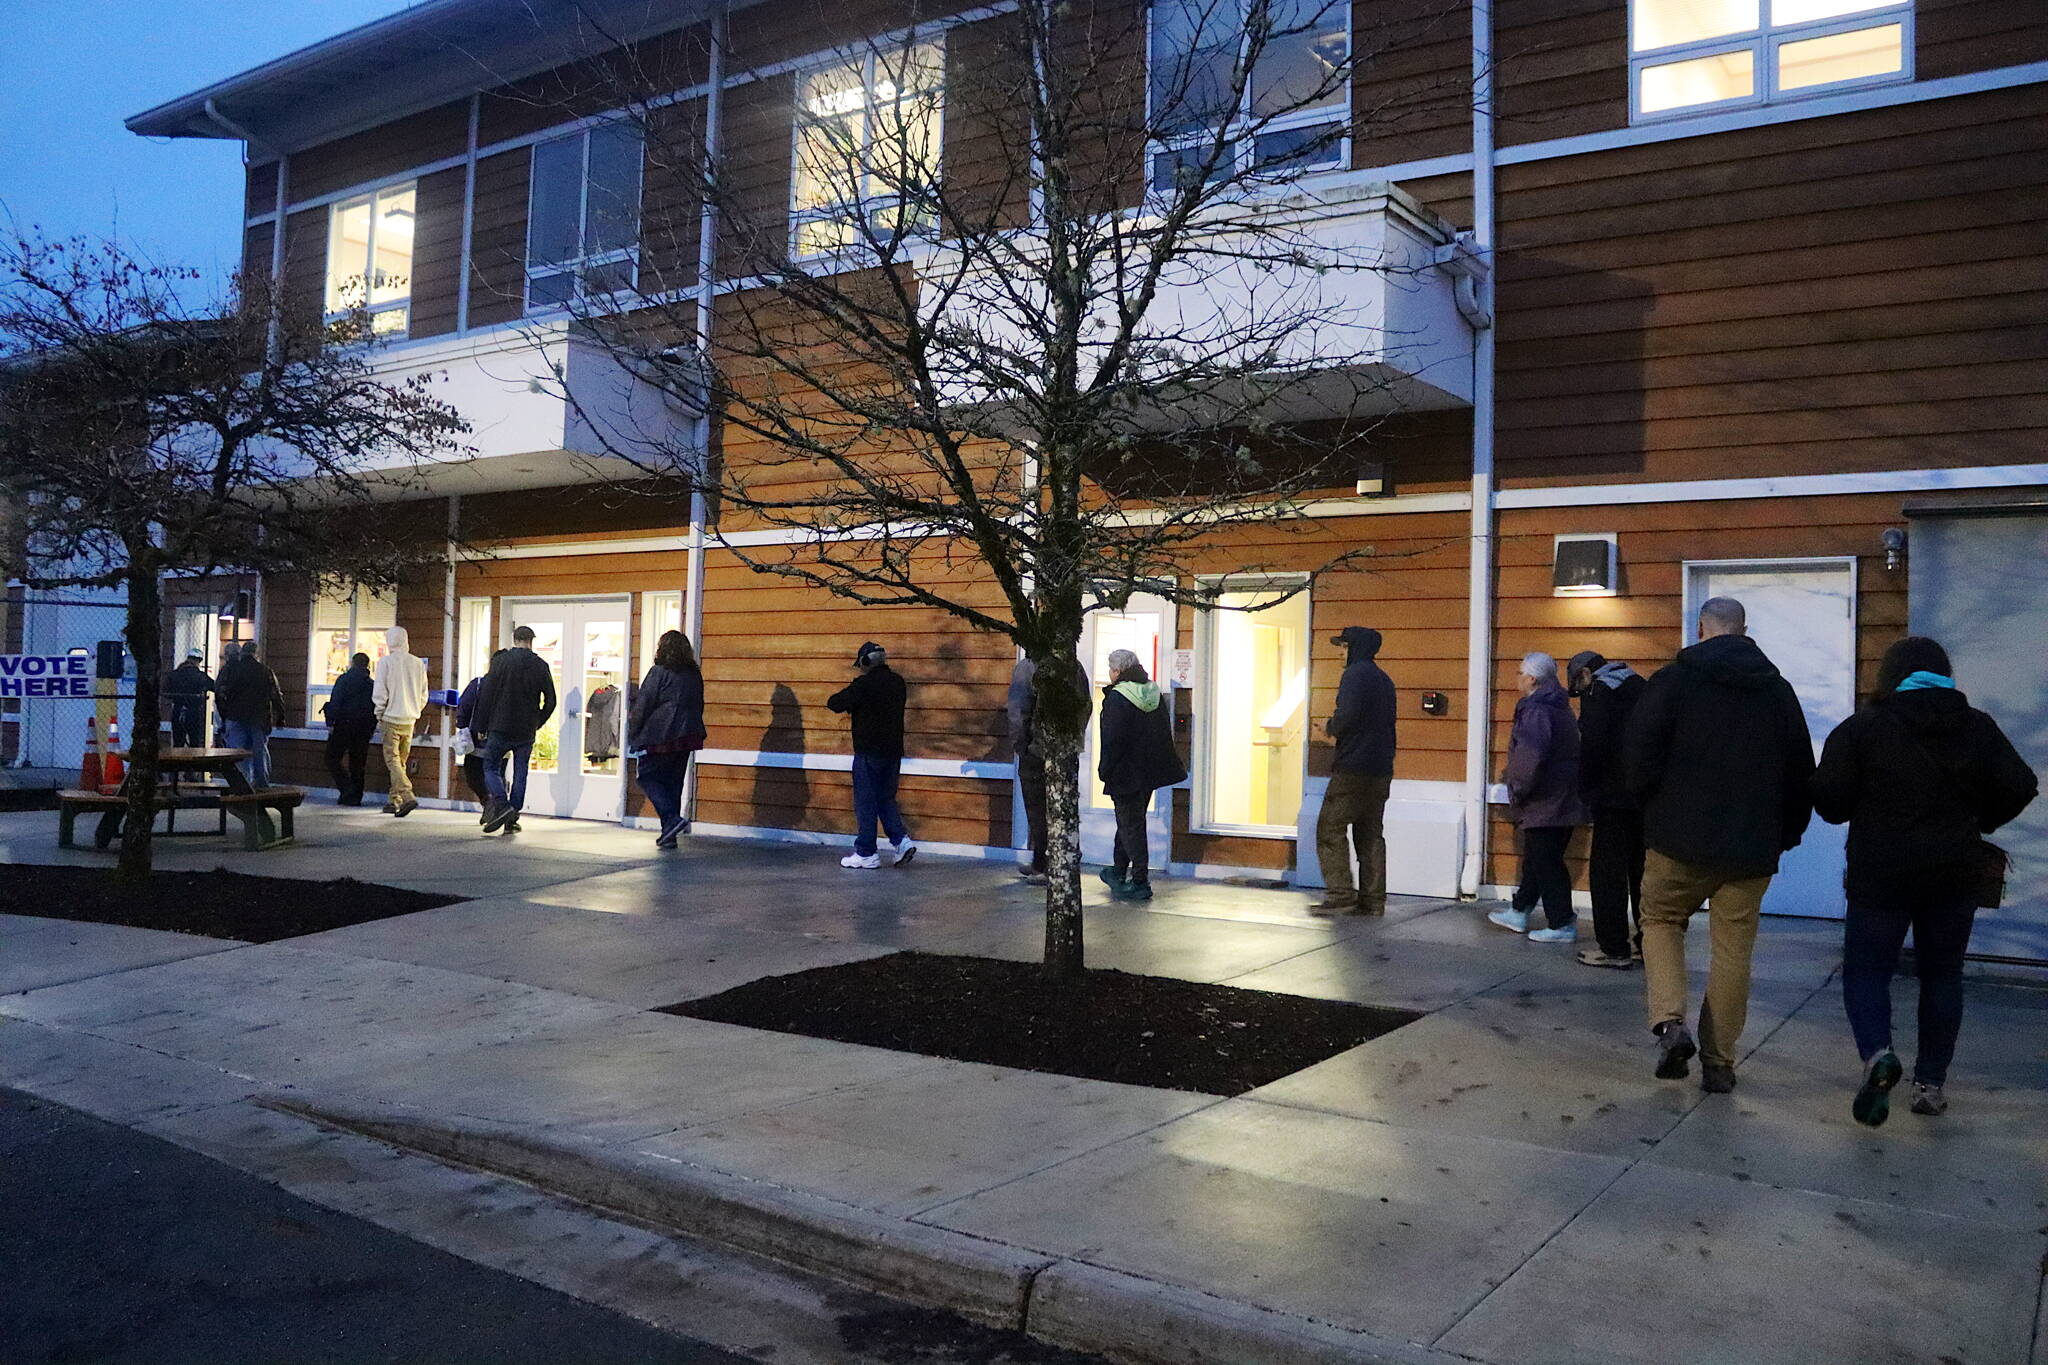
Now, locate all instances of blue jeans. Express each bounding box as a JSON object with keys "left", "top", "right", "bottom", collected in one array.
[
  {"left": 637, "top": 751, "right": 692, "bottom": 831},
  {"left": 851, "top": 753, "right": 907, "bottom": 856},
  {"left": 220, "top": 719, "right": 272, "bottom": 789},
  {"left": 480, "top": 732, "right": 532, "bottom": 810},
  {"left": 1842, "top": 892, "right": 1976, "bottom": 1086}
]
